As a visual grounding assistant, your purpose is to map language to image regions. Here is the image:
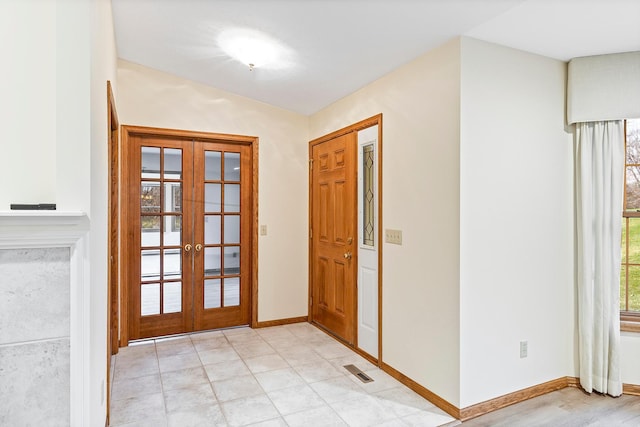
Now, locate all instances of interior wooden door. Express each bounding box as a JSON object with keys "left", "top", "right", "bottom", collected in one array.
[
  {"left": 193, "top": 141, "right": 252, "bottom": 330},
  {"left": 310, "top": 132, "right": 357, "bottom": 344},
  {"left": 125, "top": 127, "right": 255, "bottom": 341},
  {"left": 127, "top": 136, "right": 195, "bottom": 339}
]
